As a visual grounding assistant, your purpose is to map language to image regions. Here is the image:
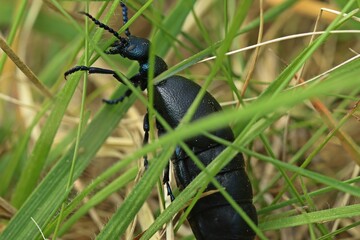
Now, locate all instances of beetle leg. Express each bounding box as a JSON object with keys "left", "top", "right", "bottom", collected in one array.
[
  {"left": 142, "top": 112, "right": 149, "bottom": 169},
  {"left": 163, "top": 164, "right": 175, "bottom": 201},
  {"left": 102, "top": 88, "right": 133, "bottom": 104},
  {"left": 65, "top": 66, "right": 140, "bottom": 104},
  {"left": 65, "top": 66, "right": 132, "bottom": 86},
  {"left": 64, "top": 66, "right": 122, "bottom": 80},
  {"left": 143, "top": 112, "right": 174, "bottom": 201}
]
